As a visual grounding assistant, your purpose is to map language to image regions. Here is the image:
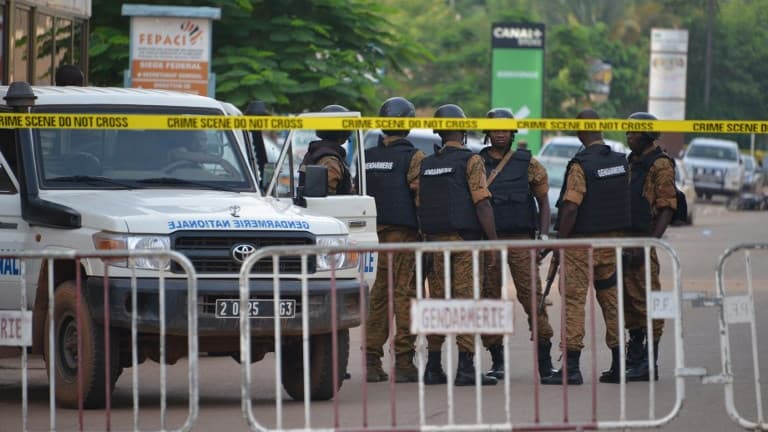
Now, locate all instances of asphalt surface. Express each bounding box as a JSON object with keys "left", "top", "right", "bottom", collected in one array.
[{"left": 1, "top": 200, "right": 767, "bottom": 431}]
